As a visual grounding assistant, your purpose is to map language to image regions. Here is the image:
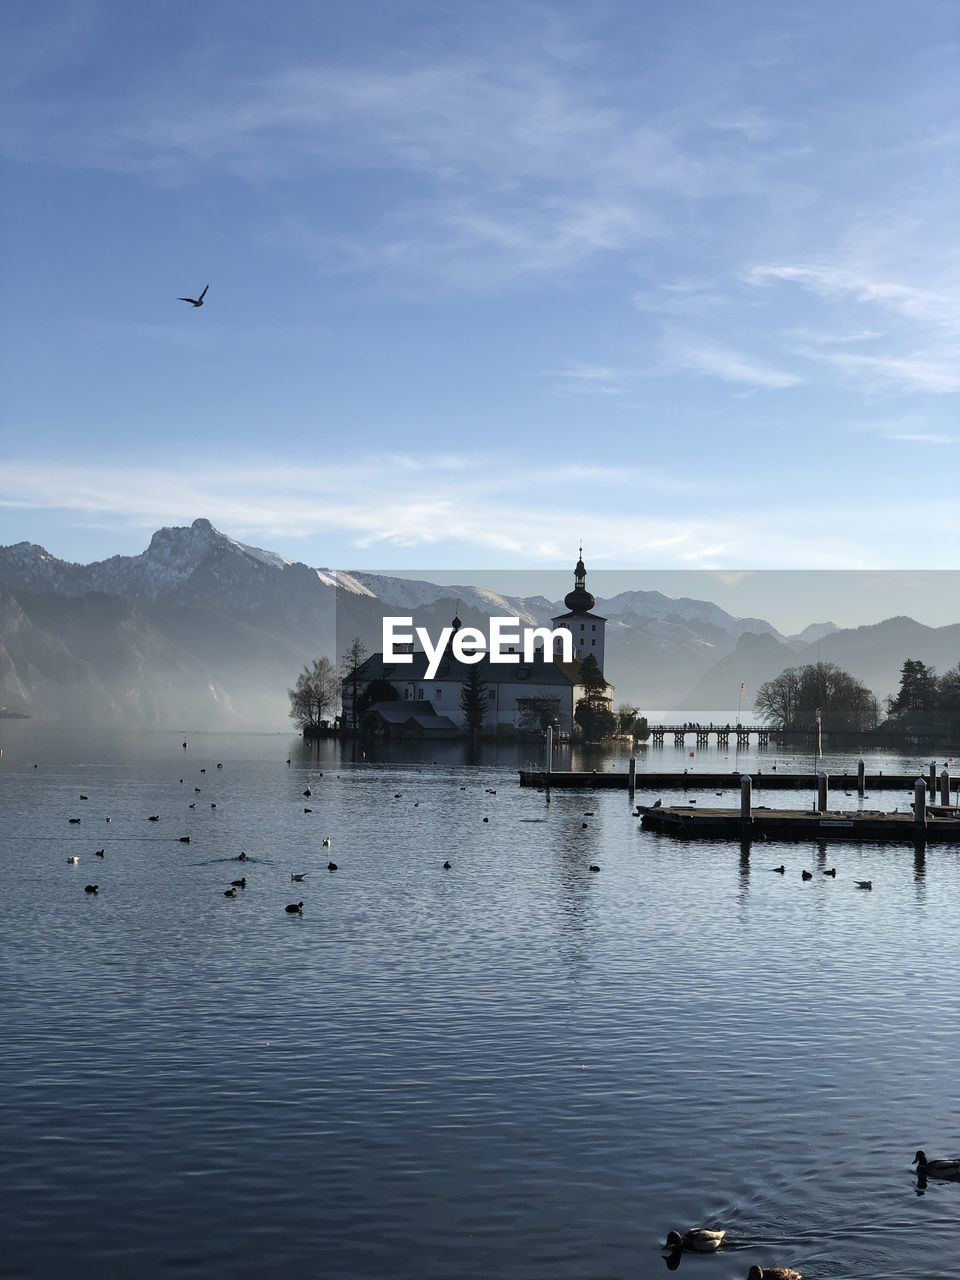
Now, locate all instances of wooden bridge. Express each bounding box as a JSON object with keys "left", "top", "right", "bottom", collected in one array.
[{"left": 649, "top": 724, "right": 772, "bottom": 748}]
